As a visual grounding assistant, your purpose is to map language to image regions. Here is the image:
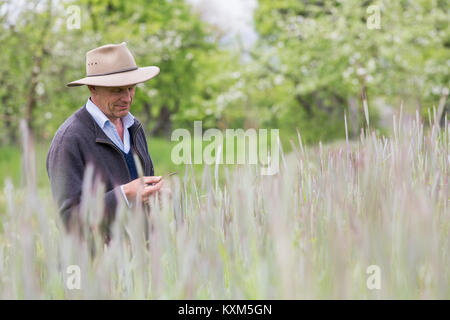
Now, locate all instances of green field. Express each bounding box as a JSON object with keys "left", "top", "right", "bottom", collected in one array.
[{"left": 0, "top": 116, "right": 448, "bottom": 299}]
